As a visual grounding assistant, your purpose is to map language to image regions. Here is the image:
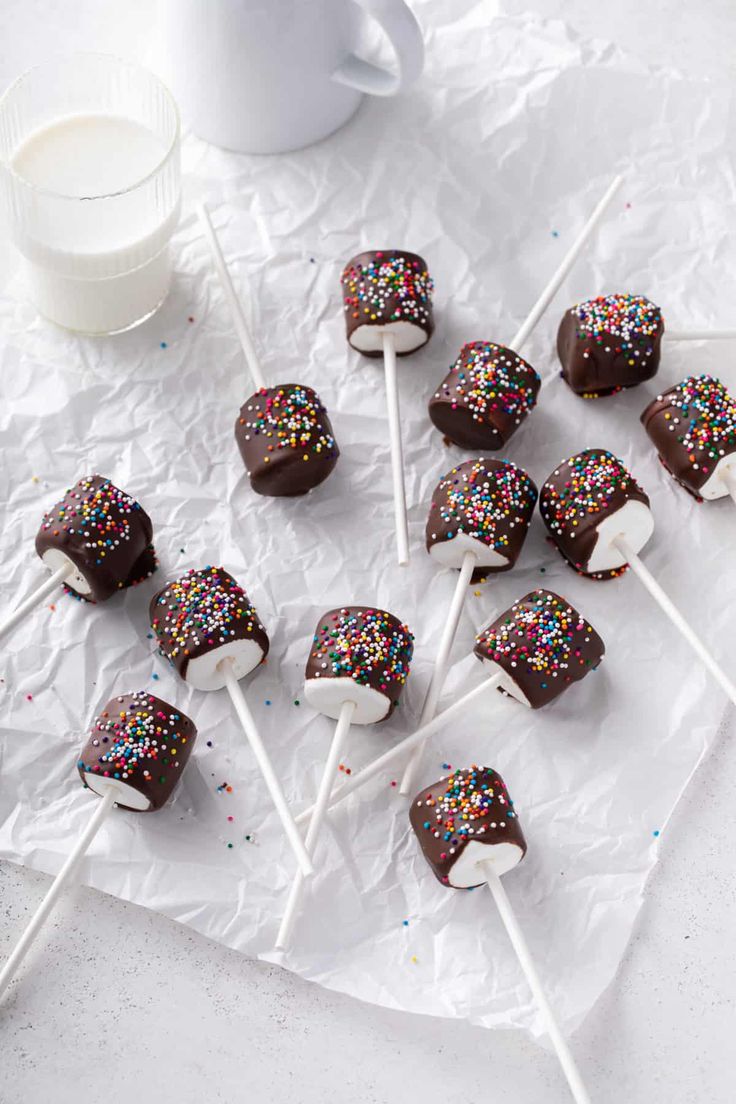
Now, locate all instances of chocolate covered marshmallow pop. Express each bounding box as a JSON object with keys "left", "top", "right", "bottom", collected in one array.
[
  {"left": 0, "top": 474, "right": 156, "bottom": 644},
  {"left": 198, "top": 203, "right": 340, "bottom": 497},
  {"left": 0, "top": 691, "right": 196, "bottom": 999},
  {"left": 641, "top": 373, "right": 736, "bottom": 503},
  {"left": 399, "top": 457, "right": 538, "bottom": 794},
  {"left": 150, "top": 565, "right": 312, "bottom": 875},
  {"left": 341, "top": 249, "right": 435, "bottom": 565},
  {"left": 296, "top": 590, "right": 604, "bottom": 825},
  {"left": 410, "top": 766, "right": 591, "bottom": 1104},
  {"left": 427, "top": 175, "right": 624, "bottom": 451},
  {"left": 275, "top": 606, "right": 414, "bottom": 949},
  {"left": 558, "top": 294, "right": 736, "bottom": 398},
  {"left": 540, "top": 448, "right": 736, "bottom": 703}
]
